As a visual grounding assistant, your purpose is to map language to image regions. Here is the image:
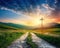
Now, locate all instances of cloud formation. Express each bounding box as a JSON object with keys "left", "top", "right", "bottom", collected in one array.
[
  {"left": 0, "top": 0, "right": 60, "bottom": 16},
  {"left": 0, "top": 0, "right": 60, "bottom": 26}
]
